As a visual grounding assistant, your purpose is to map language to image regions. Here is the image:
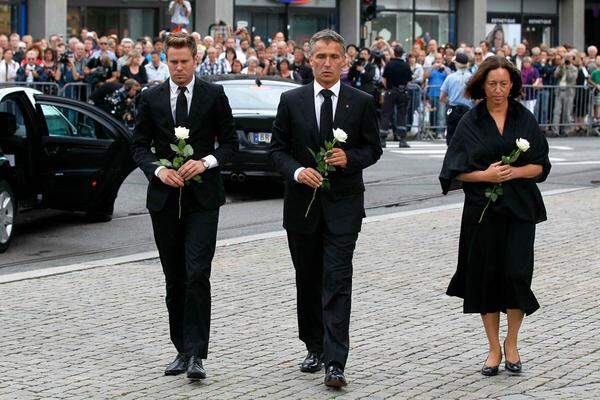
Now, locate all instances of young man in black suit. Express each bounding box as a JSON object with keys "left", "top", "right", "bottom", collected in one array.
[
  {"left": 270, "top": 29, "right": 382, "bottom": 387},
  {"left": 132, "top": 32, "right": 237, "bottom": 380}
]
